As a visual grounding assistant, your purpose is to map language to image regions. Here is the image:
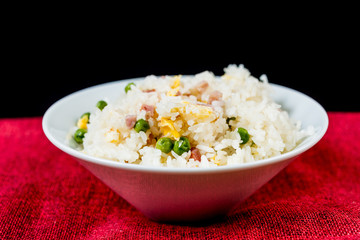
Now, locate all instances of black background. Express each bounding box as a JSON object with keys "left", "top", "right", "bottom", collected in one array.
[{"left": 2, "top": 10, "right": 358, "bottom": 118}]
